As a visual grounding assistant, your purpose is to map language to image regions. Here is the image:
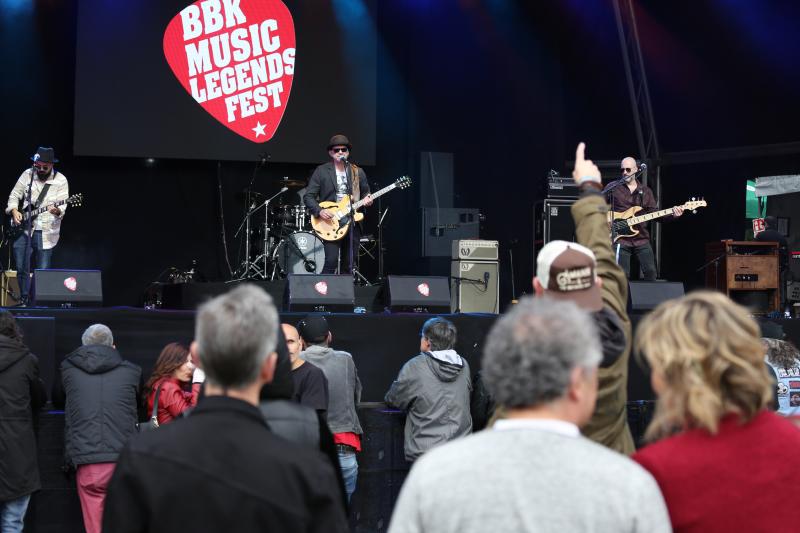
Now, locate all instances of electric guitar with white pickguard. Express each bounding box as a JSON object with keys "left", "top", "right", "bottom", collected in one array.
[
  {"left": 311, "top": 176, "right": 411, "bottom": 241},
  {"left": 608, "top": 198, "right": 707, "bottom": 243}
]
